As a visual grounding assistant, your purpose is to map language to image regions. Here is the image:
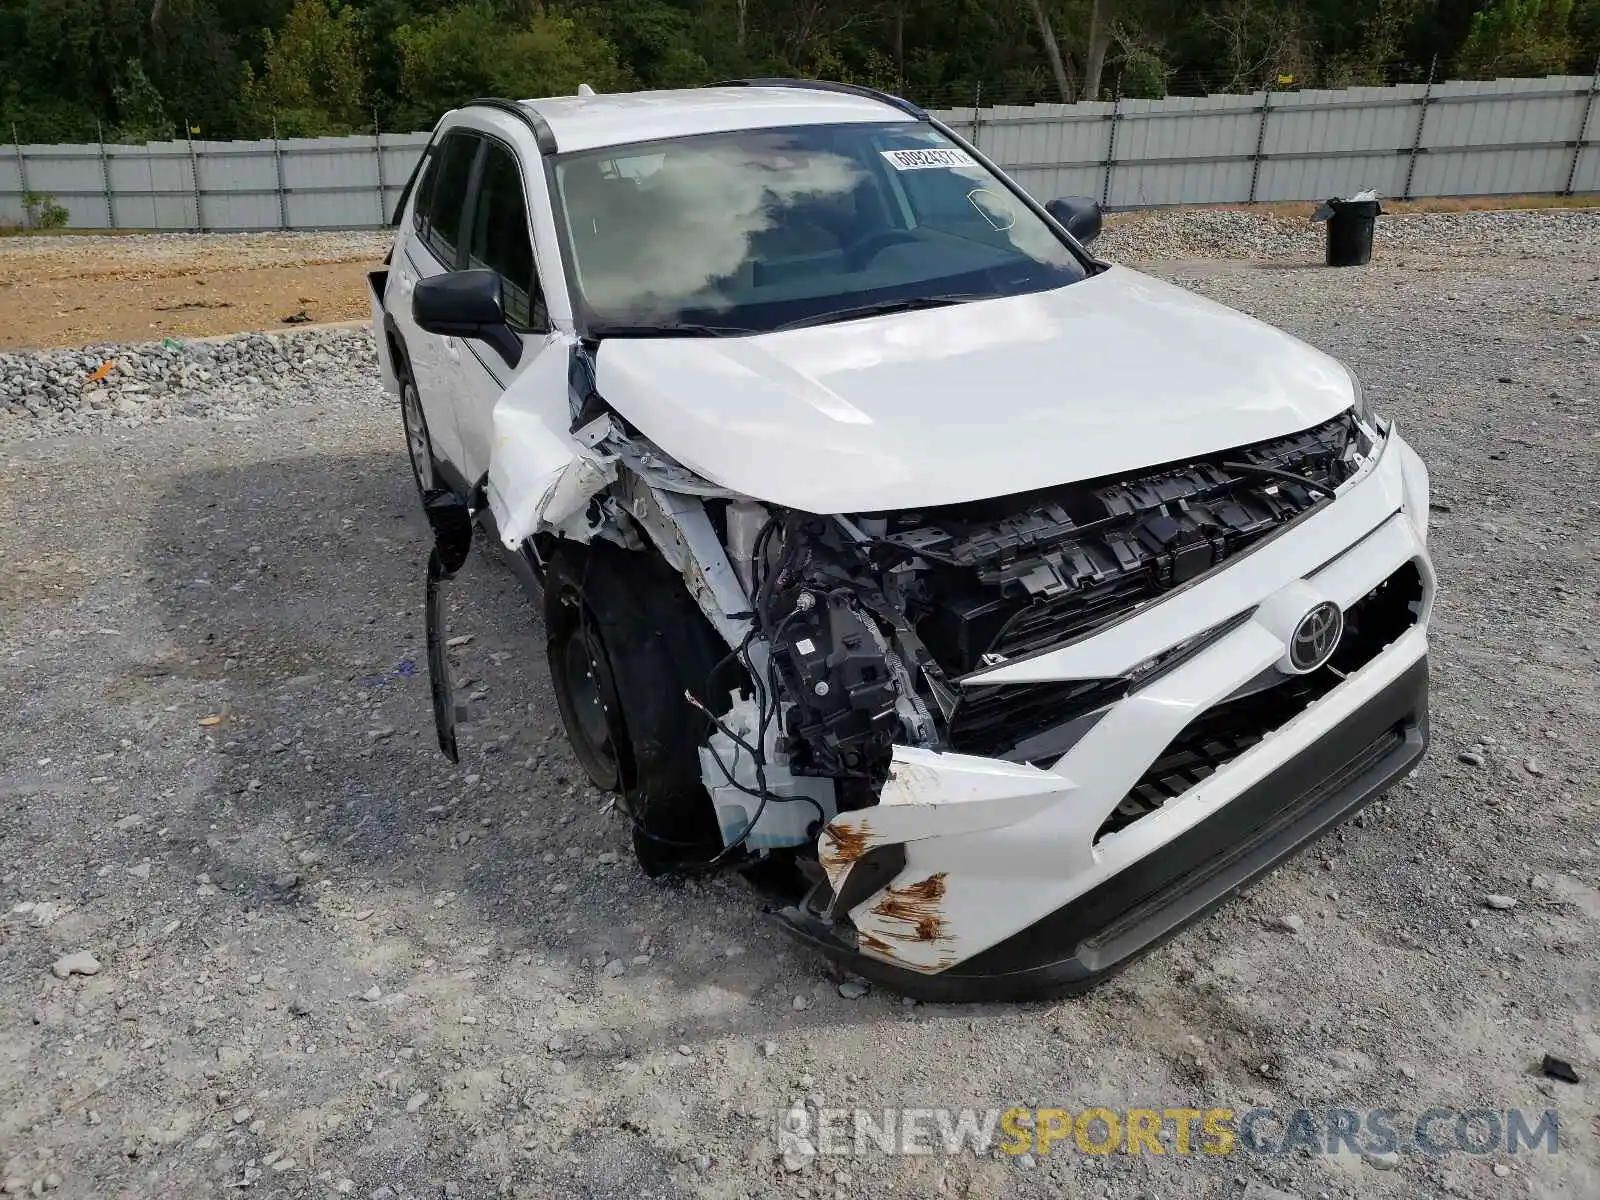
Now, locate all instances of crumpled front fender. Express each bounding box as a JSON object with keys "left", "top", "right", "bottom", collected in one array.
[{"left": 487, "top": 335, "right": 616, "bottom": 547}]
